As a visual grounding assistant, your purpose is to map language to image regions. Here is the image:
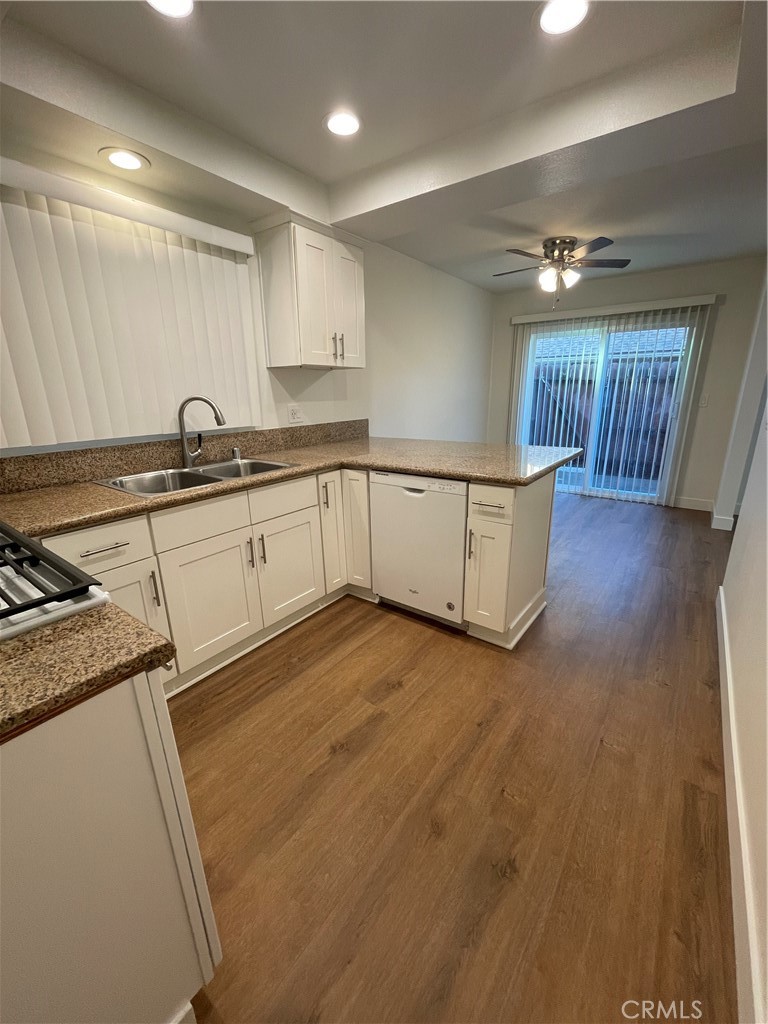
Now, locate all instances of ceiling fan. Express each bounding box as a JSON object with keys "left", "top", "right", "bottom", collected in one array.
[{"left": 494, "top": 236, "right": 631, "bottom": 305}]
